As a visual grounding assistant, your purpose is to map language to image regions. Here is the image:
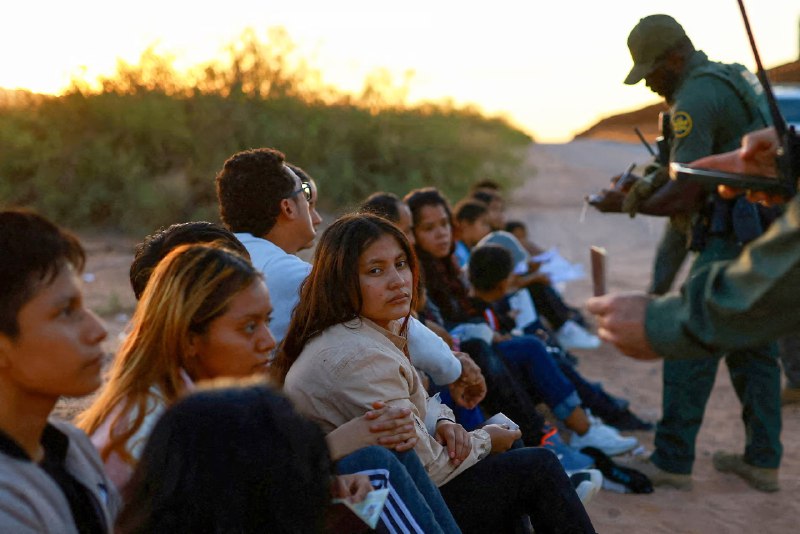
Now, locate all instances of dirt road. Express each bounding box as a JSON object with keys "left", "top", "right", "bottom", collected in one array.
[{"left": 509, "top": 141, "right": 798, "bottom": 534}]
